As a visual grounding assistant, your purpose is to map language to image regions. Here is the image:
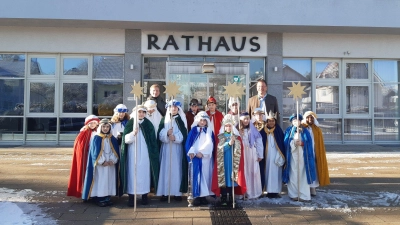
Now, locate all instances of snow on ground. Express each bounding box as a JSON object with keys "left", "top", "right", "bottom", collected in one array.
[{"left": 0, "top": 188, "right": 56, "bottom": 225}]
